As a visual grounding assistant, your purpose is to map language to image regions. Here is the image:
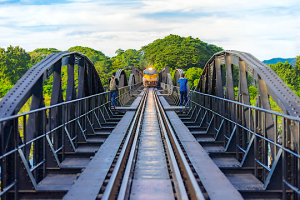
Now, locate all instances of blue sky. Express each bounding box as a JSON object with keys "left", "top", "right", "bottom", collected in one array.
[{"left": 0, "top": 0, "right": 299, "bottom": 60}]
